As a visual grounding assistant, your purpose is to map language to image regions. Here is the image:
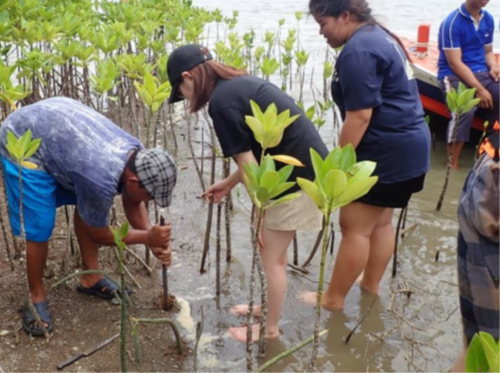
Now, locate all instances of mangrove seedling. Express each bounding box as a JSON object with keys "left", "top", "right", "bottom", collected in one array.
[
  {"left": 111, "top": 222, "right": 130, "bottom": 373},
  {"left": 133, "top": 71, "right": 171, "bottom": 146},
  {"left": 436, "top": 82, "right": 480, "bottom": 211},
  {"left": 6, "top": 129, "right": 49, "bottom": 338},
  {"left": 297, "top": 145, "right": 378, "bottom": 371},
  {"left": 465, "top": 331, "right": 499, "bottom": 373},
  {"left": 245, "top": 100, "right": 300, "bottom": 162},
  {"left": 242, "top": 154, "right": 302, "bottom": 369},
  {"left": 259, "top": 57, "right": 280, "bottom": 82}
]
